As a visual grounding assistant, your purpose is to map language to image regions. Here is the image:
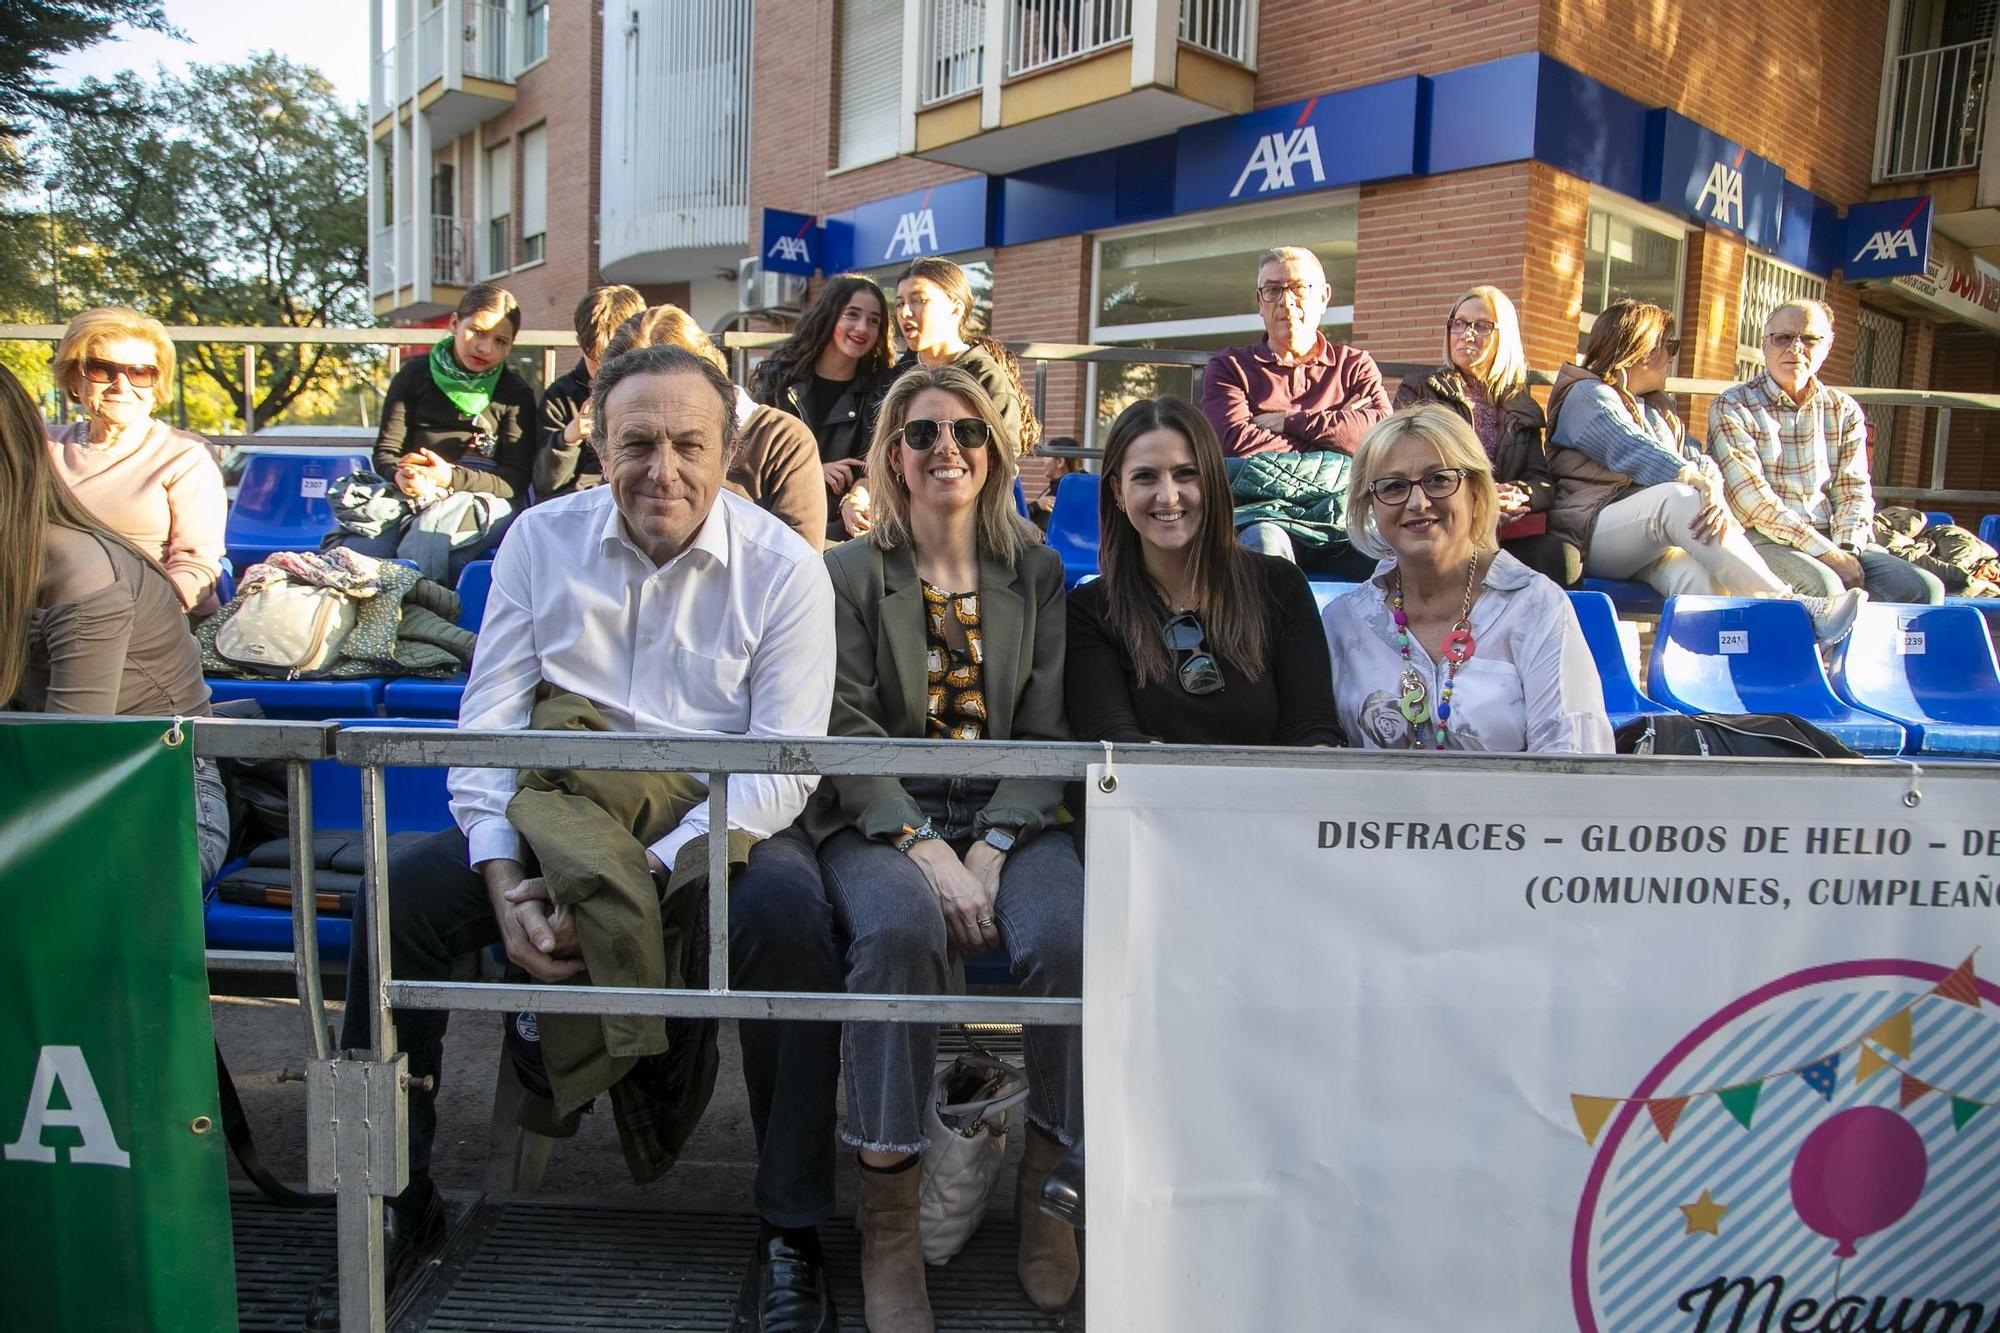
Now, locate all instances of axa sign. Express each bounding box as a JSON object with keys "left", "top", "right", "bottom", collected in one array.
[
  {"left": 1644, "top": 111, "right": 1780, "bottom": 245},
  {"left": 1841, "top": 196, "right": 1933, "bottom": 281},
  {"left": 1694, "top": 155, "right": 1746, "bottom": 231},
  {"left": 885, "top": 207, "right": 939, "bottom": 261},
  {"left": 1231, "top": 126, "right": 1326, "bottom": 198},
  {"left": 819, "top": 178, "right": 990, "bottom": 274},
  {"left": 758, "top": 208, "right": 820, "bottom": 276}
]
